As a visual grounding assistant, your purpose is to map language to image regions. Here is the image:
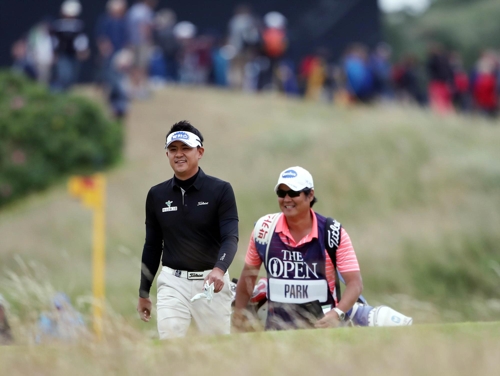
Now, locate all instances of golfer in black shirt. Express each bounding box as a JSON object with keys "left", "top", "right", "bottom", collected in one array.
[{"left": 137, "top": 120, "right": 239, "bottom": 338}]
